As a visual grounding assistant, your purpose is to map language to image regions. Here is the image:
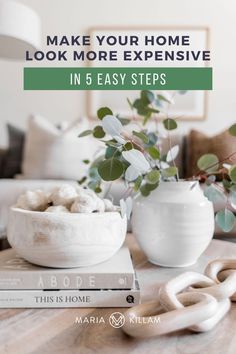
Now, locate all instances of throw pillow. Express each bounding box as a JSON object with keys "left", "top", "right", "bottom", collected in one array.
[
  {"left": 3, "top": 124, "right": 25, "bottom": 178},
  {"left": 22, "top": 115, "right": 95, "bottom": 180},
  {"left": 186, "top": 129, "right": 236, "bottom": 177},
  {"left": 0, "top": 149, "right": 7, "bottom": 178}
]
